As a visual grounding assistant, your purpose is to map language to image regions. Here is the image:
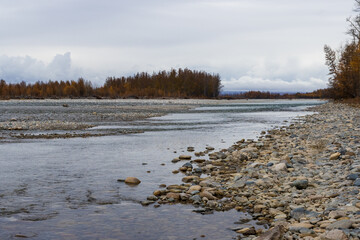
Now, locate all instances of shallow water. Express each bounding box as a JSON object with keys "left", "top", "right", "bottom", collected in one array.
[{"left": 0, "top": 99, "right": 324, "bottom": 240}]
